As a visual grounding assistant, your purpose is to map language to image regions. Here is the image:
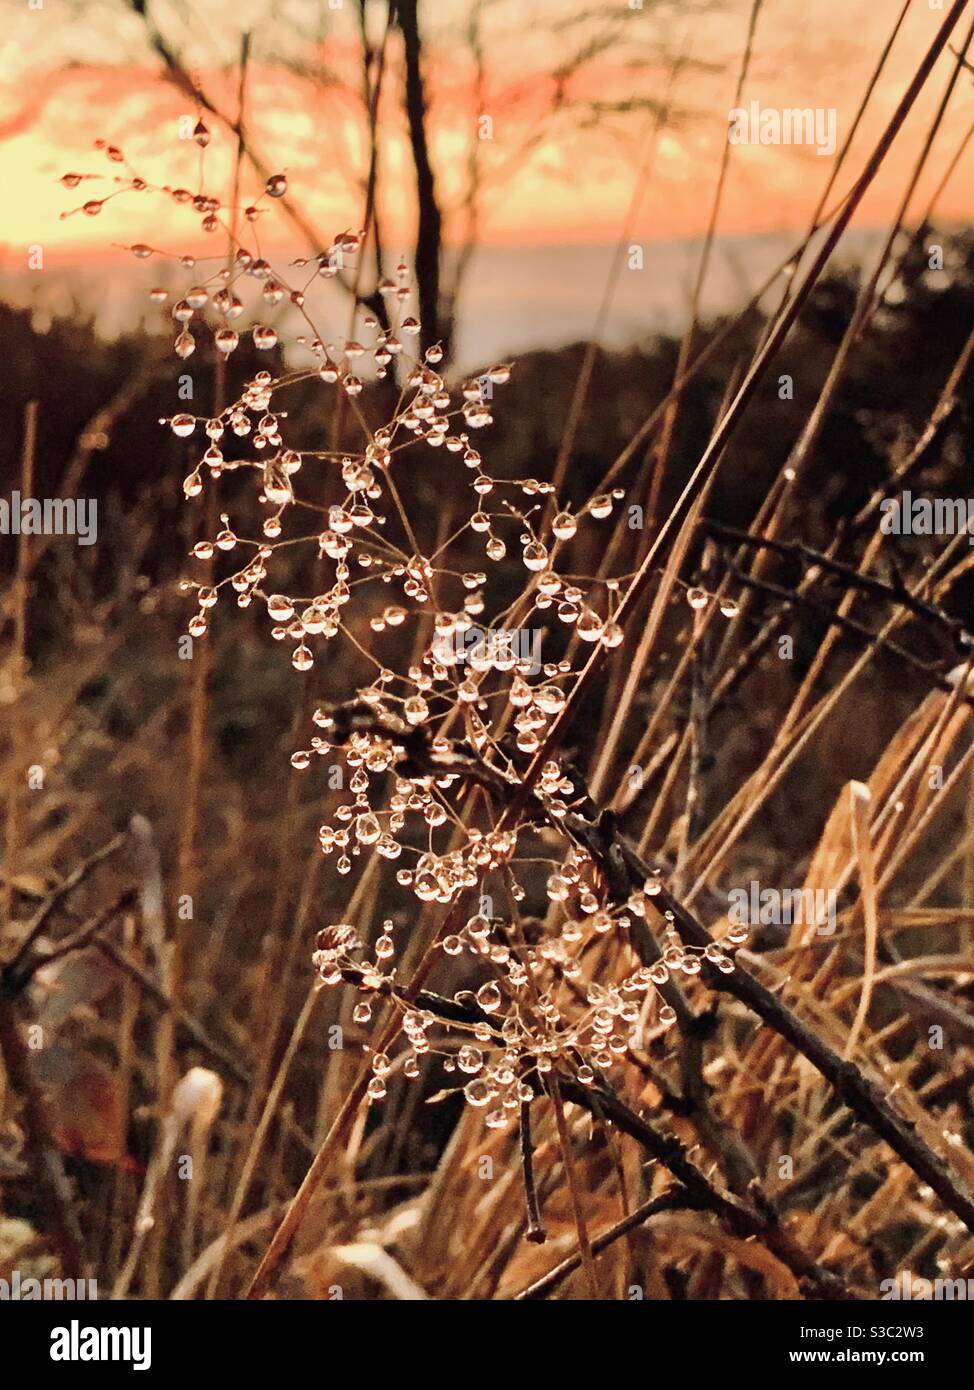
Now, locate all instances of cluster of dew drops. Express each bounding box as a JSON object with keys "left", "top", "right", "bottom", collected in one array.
[
  {"left": 312, "top": 864, "right": 746, "bottom": 1121},
  {"left": 62, "top": 129, "right": 748, "bottom": 1127}
]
